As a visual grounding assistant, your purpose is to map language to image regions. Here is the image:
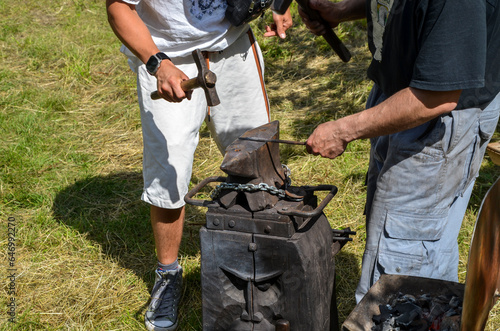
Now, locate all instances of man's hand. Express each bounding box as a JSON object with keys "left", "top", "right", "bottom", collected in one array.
[
  {"left": 154, "top": 60, "right": 192, "bottom": 103},
  {"left": 298, "top": 0, "right": 366, "bottom": 35},
  {"left": 298, "top": 0, "right": 341, "bottom": 36},
  {"left": 306, "top": 120, "right": 350, "bottom": 159},
  {"left": 305, "top": 87, "right": 462, "bottom": 160},
  {"left": 106, "top": 0, "right": 192, "bottom": 103},
  {"left": 264, "top": 8, "right": 293, "bottom": 39}
]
